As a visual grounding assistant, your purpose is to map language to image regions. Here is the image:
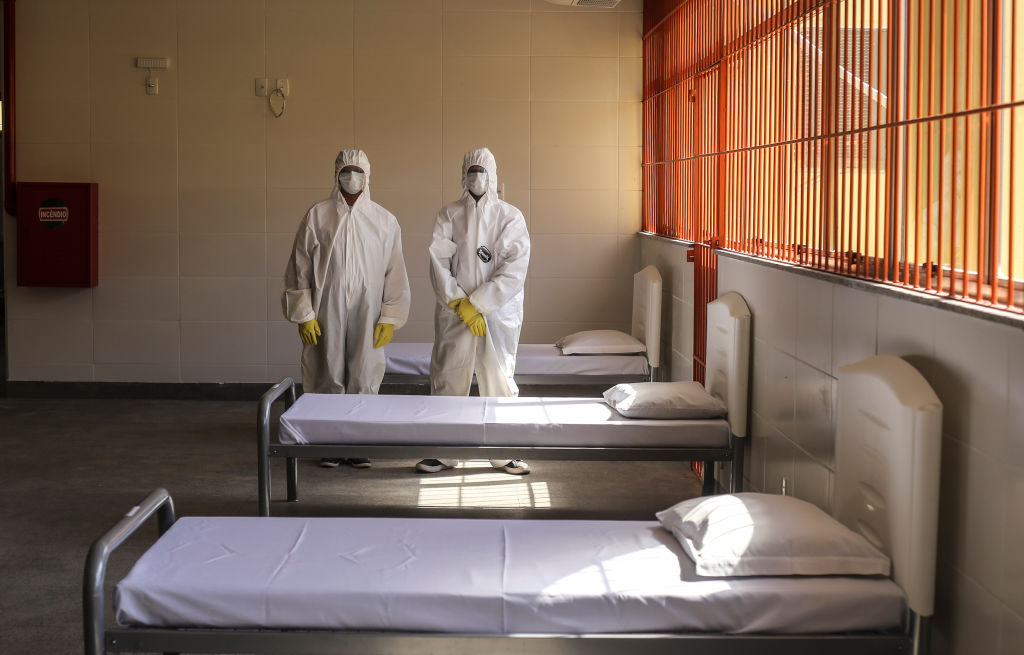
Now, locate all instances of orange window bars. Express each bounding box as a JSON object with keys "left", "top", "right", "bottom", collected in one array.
[{"left": 643, "top": 0, "right": 1024, "bottom": 315}]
